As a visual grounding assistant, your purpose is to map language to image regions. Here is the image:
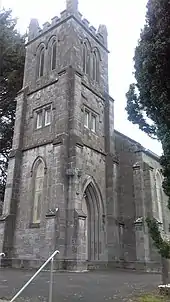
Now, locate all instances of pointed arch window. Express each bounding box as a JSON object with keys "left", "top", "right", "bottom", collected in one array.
[
  {"left": 83, "top": 42, "right": 90, "bottom": 75},
  {"left": 38, "top": 47, "right": 45, "bottom": 78},
  {"left": 92, "top": 52, "right": 97, "bottom": 81},
  {"left": 83, "top": 43, "right": 87, "bottom": 73},
  {"left": 32, "top": 159, "right": 45, "bottom": 224},
  {"left": 155, "top": 172, "right": 163, "bottom": 223},
  {"left": 51, "top": 40, "right": 57, "bottom": 71},
  {"left": 92, "top": 51, "right": 99, "bottom": 82}
]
